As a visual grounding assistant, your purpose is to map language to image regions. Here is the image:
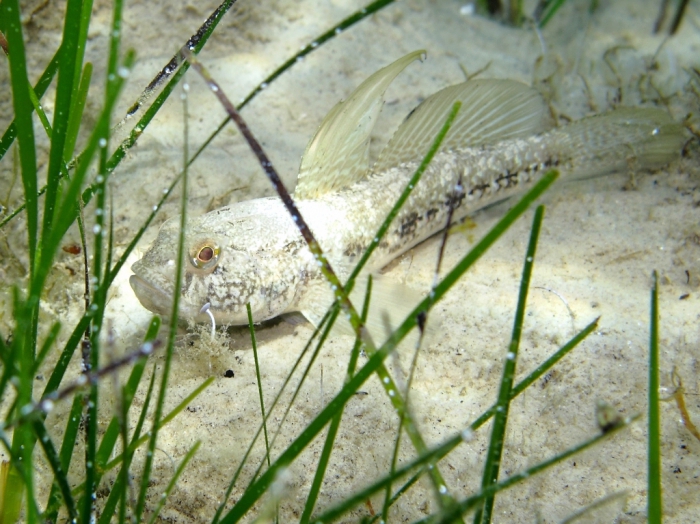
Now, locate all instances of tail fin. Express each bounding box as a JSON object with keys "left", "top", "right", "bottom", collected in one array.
[{"left": 553, "top": 107, "right": 685, "bottom": 178}]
